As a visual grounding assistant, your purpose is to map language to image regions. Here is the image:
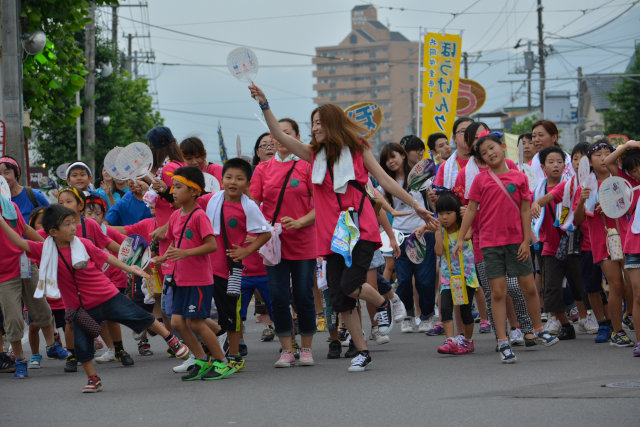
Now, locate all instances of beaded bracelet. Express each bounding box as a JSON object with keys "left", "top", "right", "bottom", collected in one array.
[{"left": 259, "top": 100, "right": 270, "bottom": 111}]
